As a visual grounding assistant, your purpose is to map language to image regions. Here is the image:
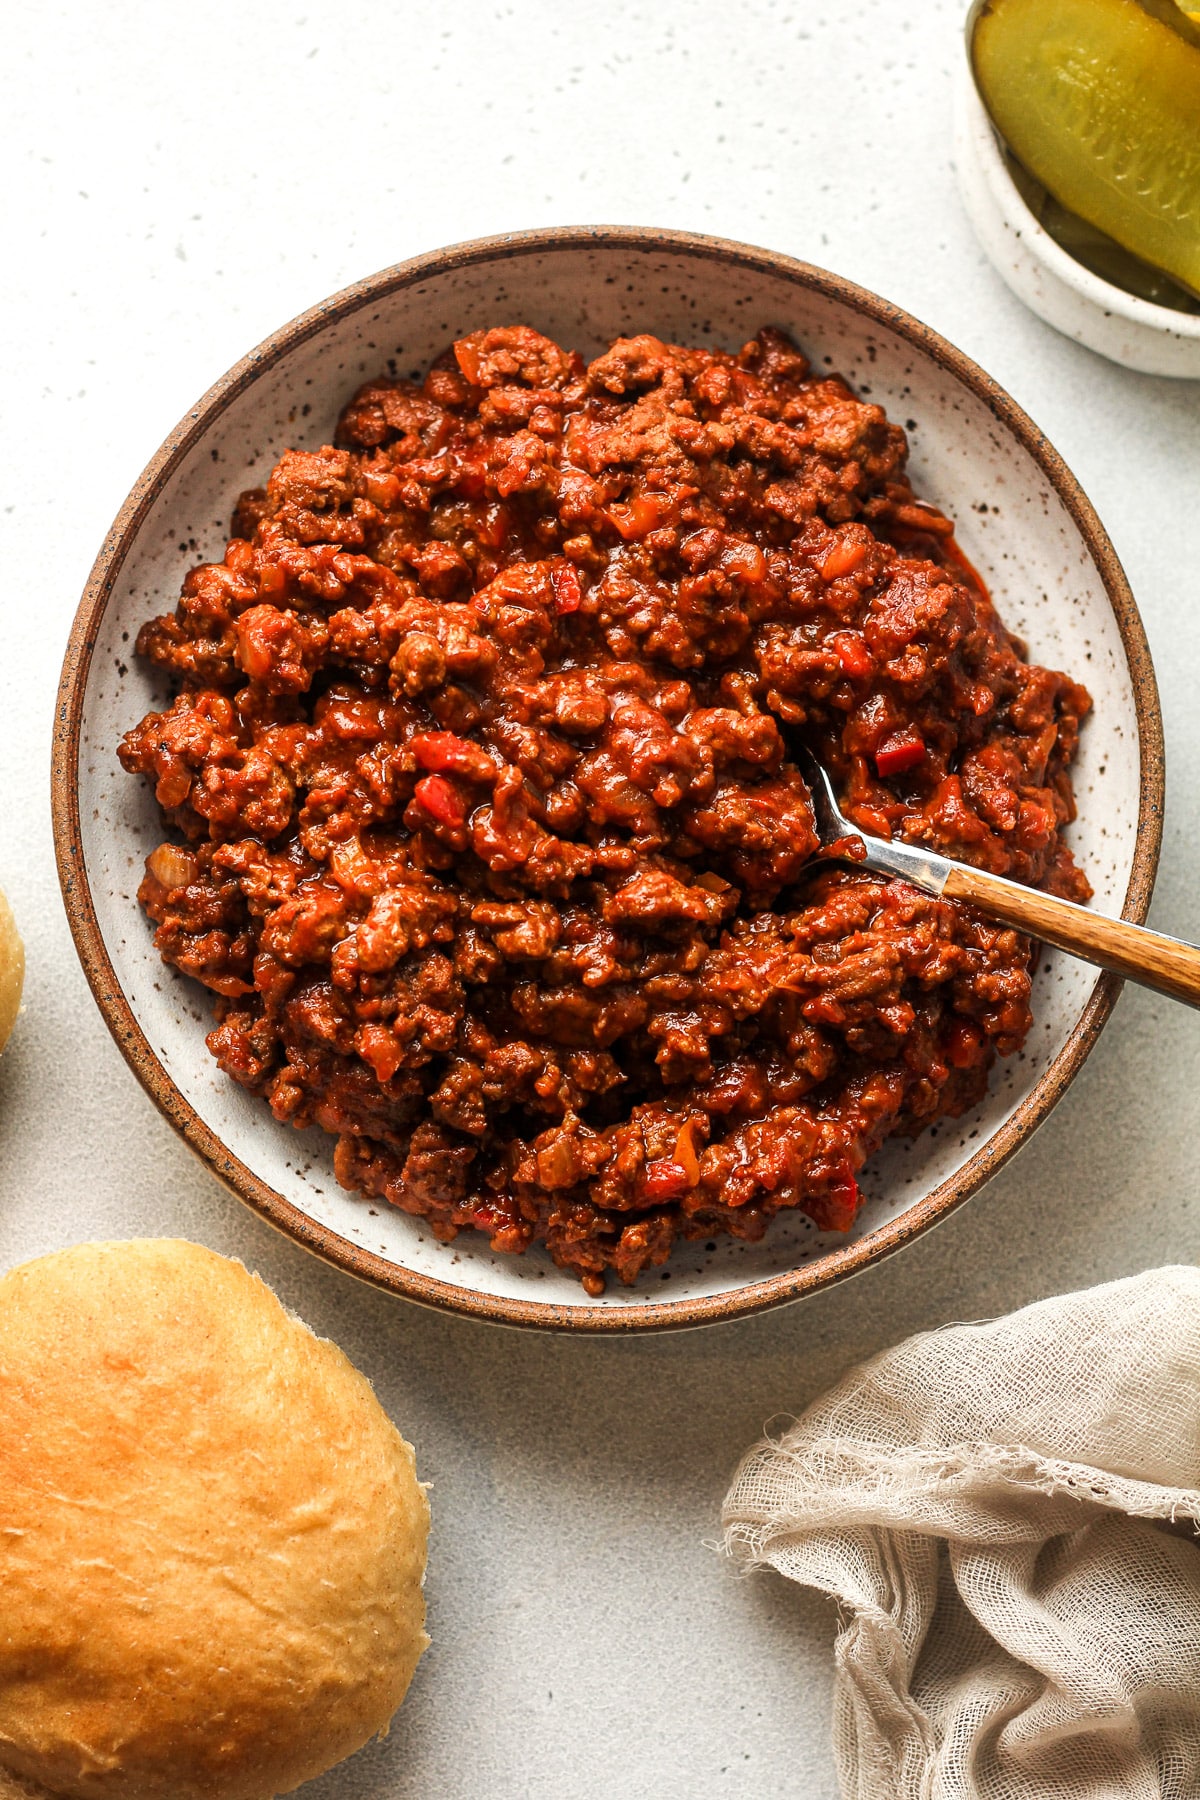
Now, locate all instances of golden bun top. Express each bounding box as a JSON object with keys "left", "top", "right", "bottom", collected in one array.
[
  {"left": 0, "top": 887, "right": 23, "bottom": 1054},
  {"left": 0, "top": 1239, "right": 429, "bottom": 1800}
]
